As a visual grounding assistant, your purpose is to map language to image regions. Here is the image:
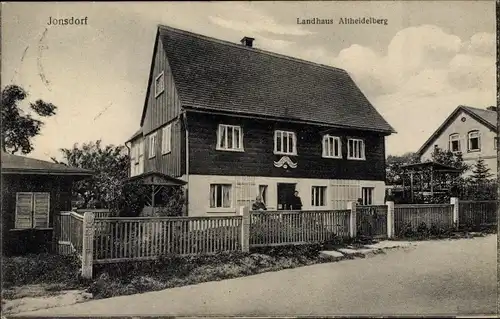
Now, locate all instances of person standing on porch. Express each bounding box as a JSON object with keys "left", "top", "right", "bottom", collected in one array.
[
  {"left": 252, "top": 196, "right": 267, "bottom": 211},
  {"left": 290, "top": 191, "right": 303, "bottom": 210}
]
